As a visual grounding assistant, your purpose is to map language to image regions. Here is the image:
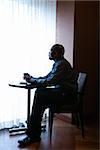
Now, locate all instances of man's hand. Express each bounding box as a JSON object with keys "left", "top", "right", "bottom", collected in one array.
[{"left": 23, "top": 73, "right": 31, "bottom": 82}]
